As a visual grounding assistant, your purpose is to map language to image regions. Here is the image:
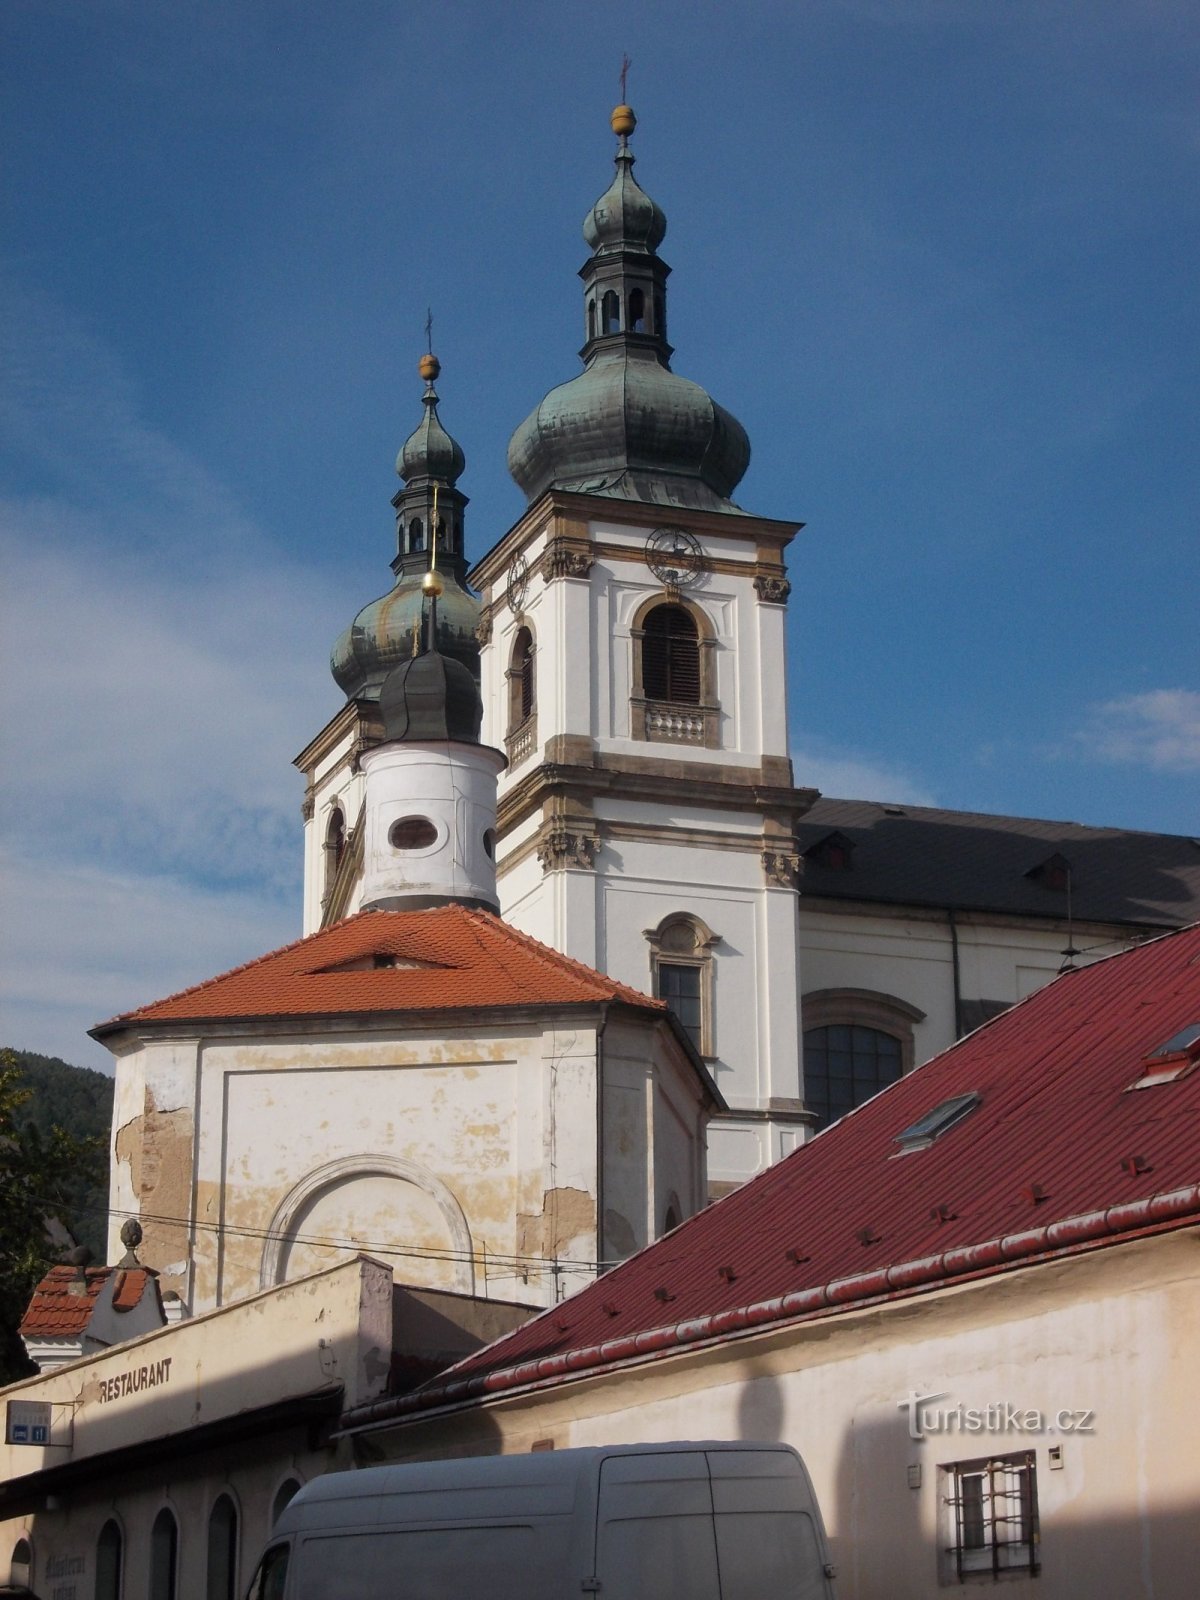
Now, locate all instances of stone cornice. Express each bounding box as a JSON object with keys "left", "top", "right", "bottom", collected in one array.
[{"left": 469, "top": 490, "right": 803, "bottom": 592}]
